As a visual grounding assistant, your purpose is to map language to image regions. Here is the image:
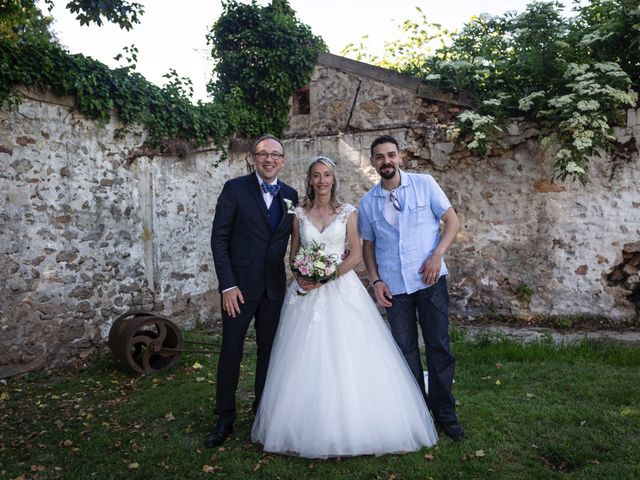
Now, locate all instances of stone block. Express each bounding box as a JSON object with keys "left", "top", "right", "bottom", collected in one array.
[
  {"left": 623, "top": 241, "right": 640, "bottom": 253},
  {"left": 76, "top": 301, "right": 92, "bottom": 312},
  {"left": 53, "top": 215, "right": 72, "bottom": 224},
  {"left": 69, "top": 286, "right": 93, "bottom": 300},
  {"left": 16, "top": 136, "right": 36, "bottom": 146},
  {"left": 56, "top": 251, "right": 78, "bottom": 263},
  {"left": 56, "top": 322, "right": 86, "bottom": 343}
]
